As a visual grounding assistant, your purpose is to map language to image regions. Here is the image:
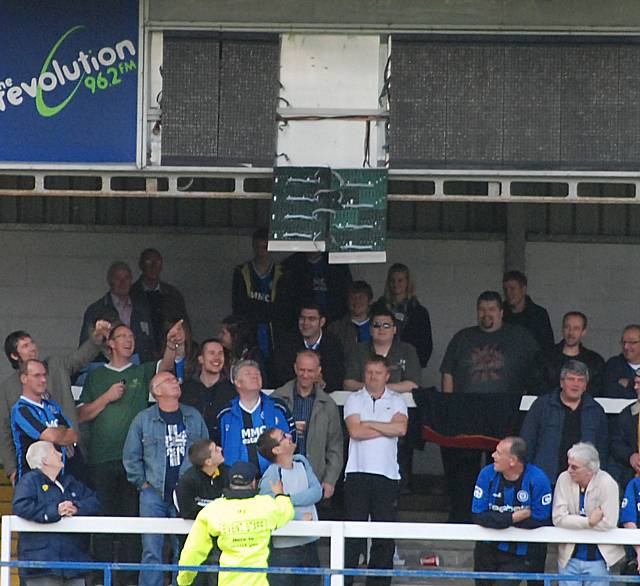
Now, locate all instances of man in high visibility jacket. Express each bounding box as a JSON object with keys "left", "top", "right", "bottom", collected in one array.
[{"left": 177, "top": 460, "right": 295, "bottom": 586}]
